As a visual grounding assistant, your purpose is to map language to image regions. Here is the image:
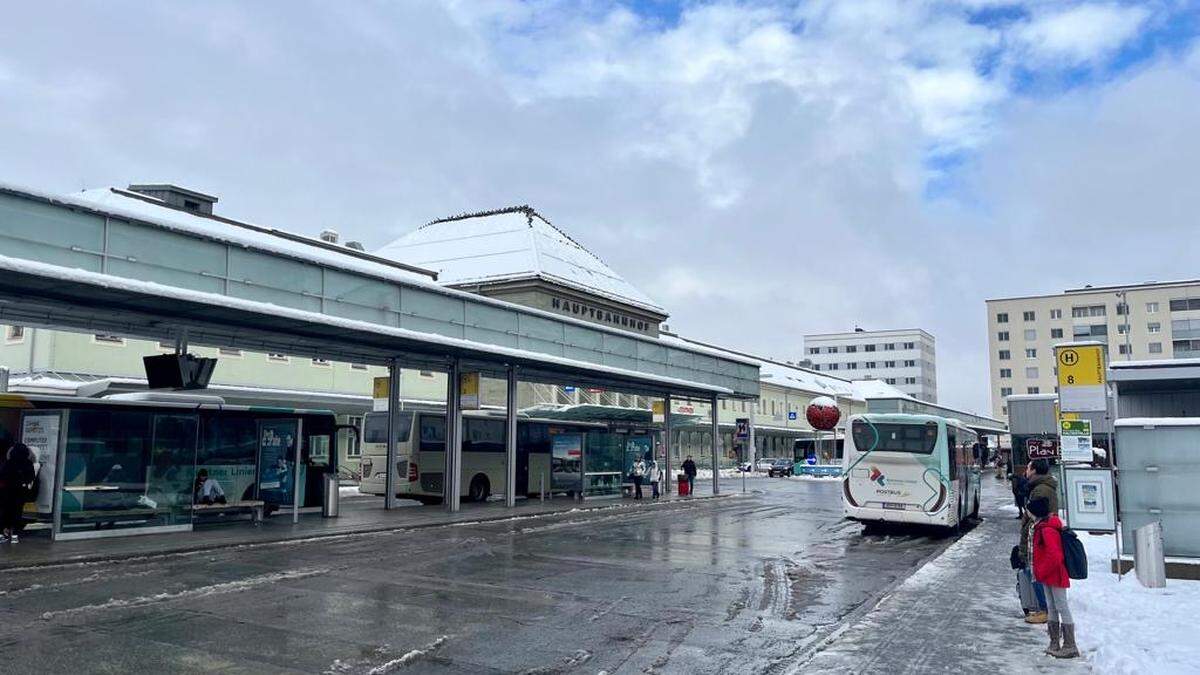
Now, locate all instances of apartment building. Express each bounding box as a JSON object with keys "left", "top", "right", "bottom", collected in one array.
[
  {"left": 803, "top": 328, "right": 938, "bottom": 402},
  {"left": 985, "top": 279, "right": 1200, "bottom": 420}
]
